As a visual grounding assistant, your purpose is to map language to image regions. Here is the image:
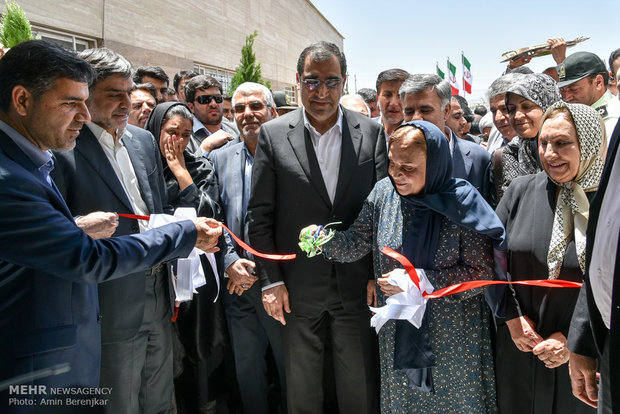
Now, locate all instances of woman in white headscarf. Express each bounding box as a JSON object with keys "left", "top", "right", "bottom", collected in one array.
[{"left": 495, "top": 102, "right": 606, "bottom": 414}]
